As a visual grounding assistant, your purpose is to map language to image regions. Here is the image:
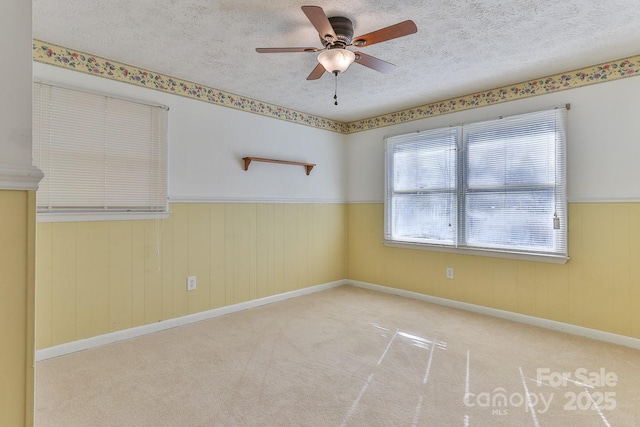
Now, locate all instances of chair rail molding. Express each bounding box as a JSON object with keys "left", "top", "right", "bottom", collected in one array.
[{"left": 0, "top": 164, "right": 44, "bottom": 191}]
